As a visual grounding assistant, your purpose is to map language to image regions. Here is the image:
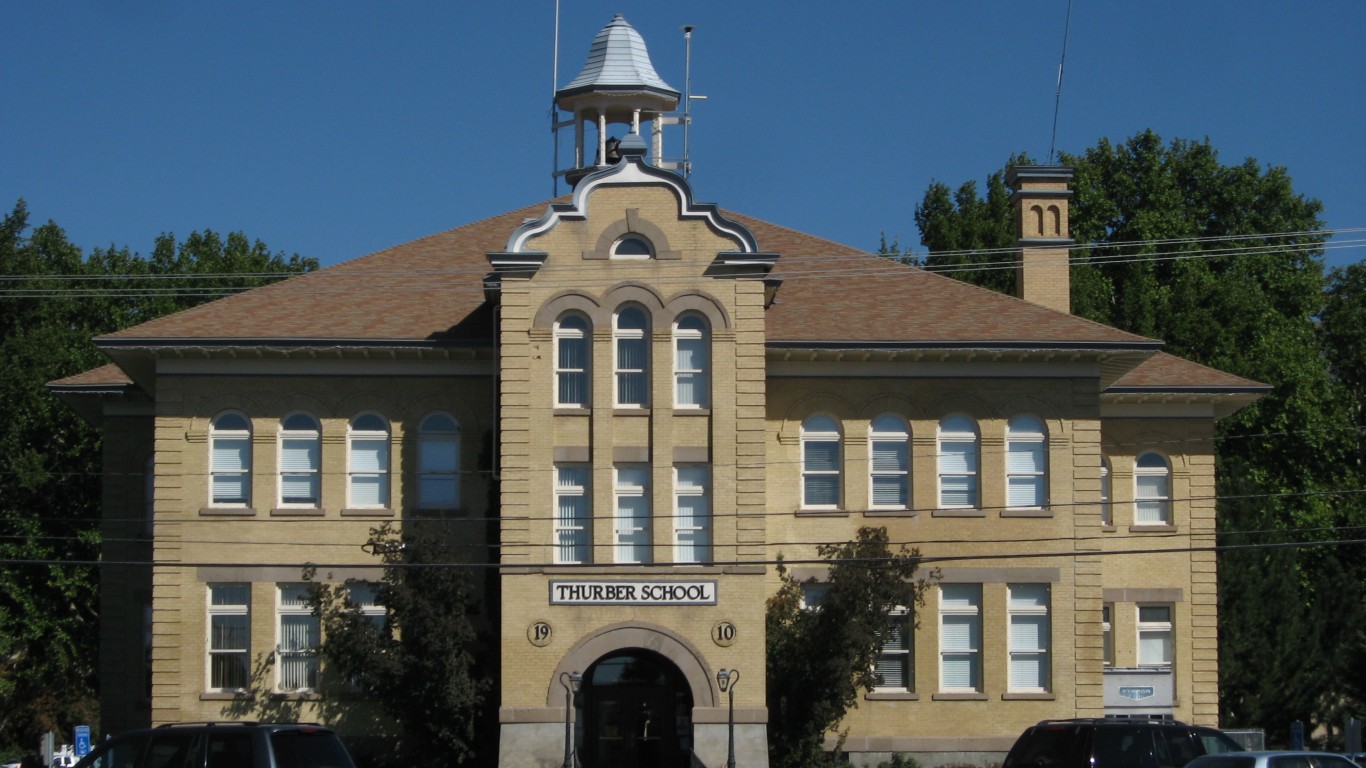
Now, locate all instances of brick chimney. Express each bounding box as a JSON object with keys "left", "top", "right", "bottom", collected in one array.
[{"left": 1008, "top": 165, "right": 1075, "bottom": 314}]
